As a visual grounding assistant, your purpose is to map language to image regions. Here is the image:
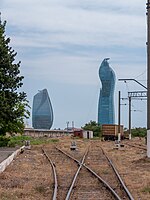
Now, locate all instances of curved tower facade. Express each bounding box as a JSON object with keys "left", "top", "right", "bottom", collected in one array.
[
  {"left": 32, "top": 89, "right": 53, "bottom": 129},
  {"left": 98, "top": 58, "right": 116, "bottom": 124}
]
